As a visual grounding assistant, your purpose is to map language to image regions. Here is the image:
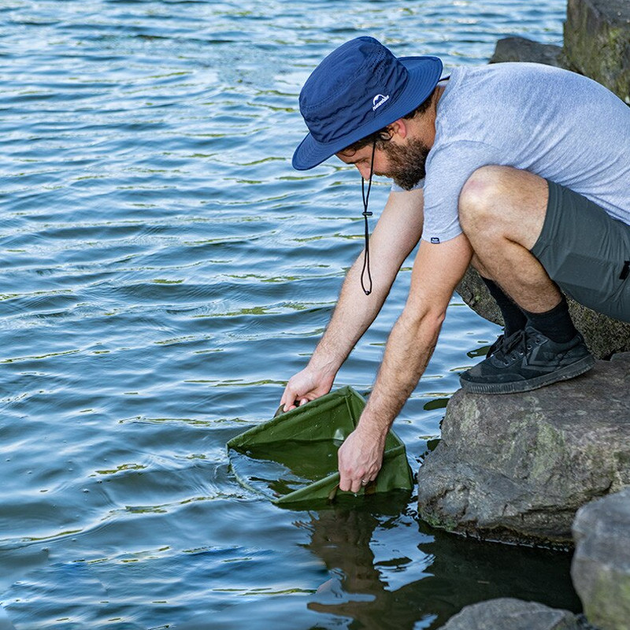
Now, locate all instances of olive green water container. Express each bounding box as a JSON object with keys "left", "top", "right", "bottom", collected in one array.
[{"left": 227, "top": 386, "right": 413, "bottom": 507}]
